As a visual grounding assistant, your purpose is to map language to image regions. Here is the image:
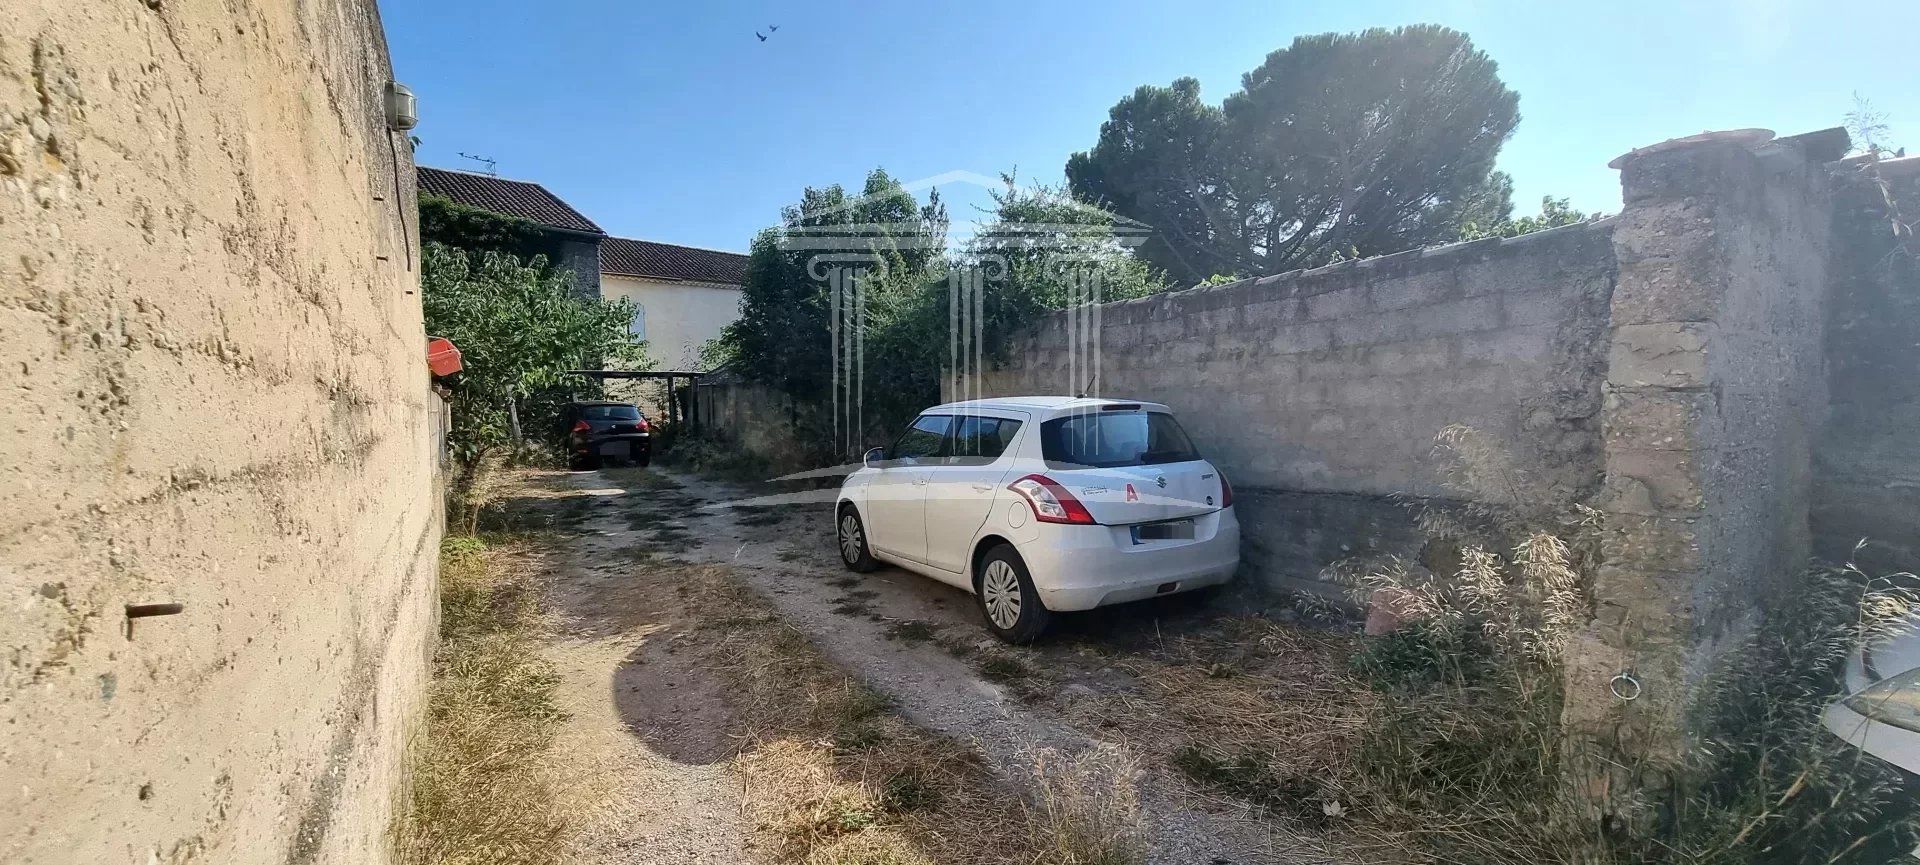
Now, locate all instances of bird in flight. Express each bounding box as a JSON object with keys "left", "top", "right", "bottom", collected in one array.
[
  {"left": 769, "top": 24, "right": 779, "bottom": 31},
  {"left": 754, "top": 31, "right": 767, "bottom": 41}
]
